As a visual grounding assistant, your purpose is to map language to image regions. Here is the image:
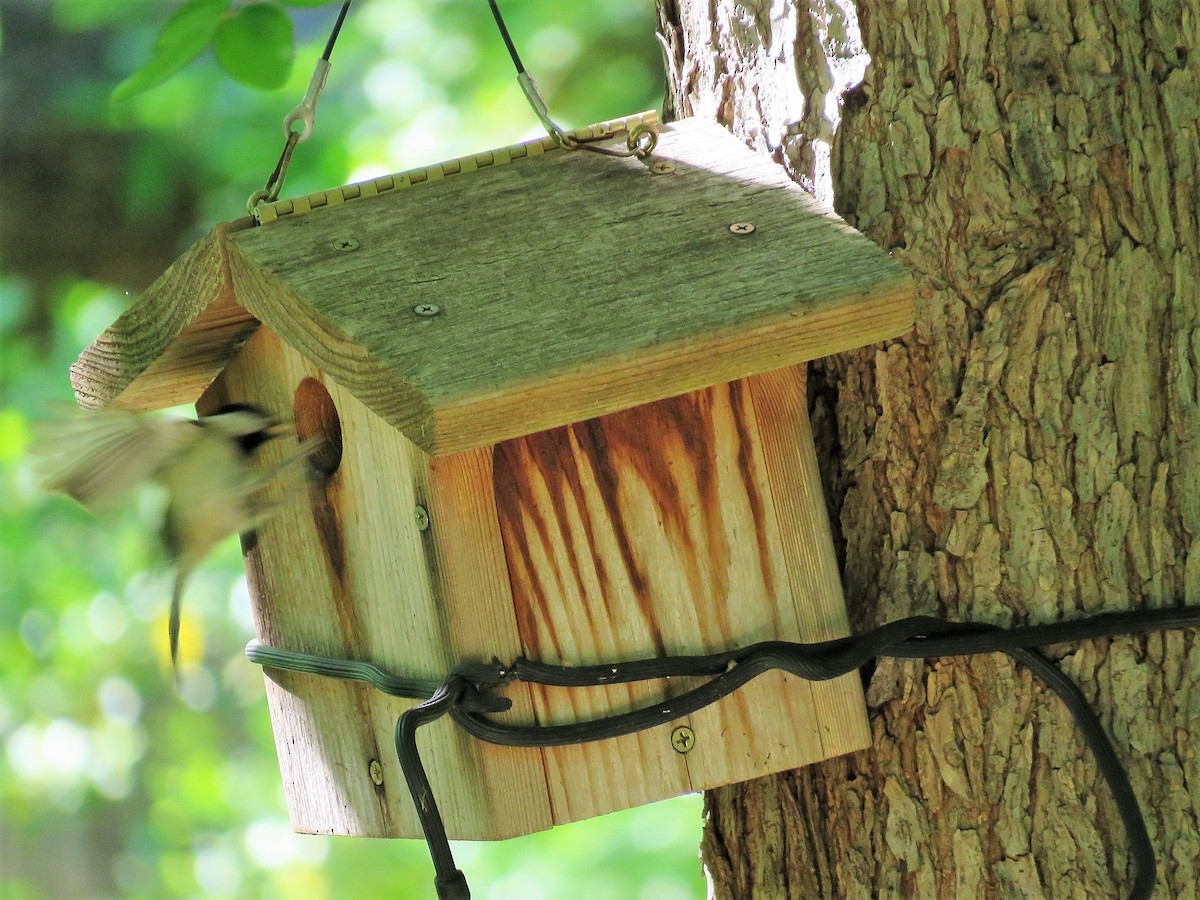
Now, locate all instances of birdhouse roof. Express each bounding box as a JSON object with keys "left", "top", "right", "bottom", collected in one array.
[{"left": 72, "top": 114, "right": 913, "bottom": 455}]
